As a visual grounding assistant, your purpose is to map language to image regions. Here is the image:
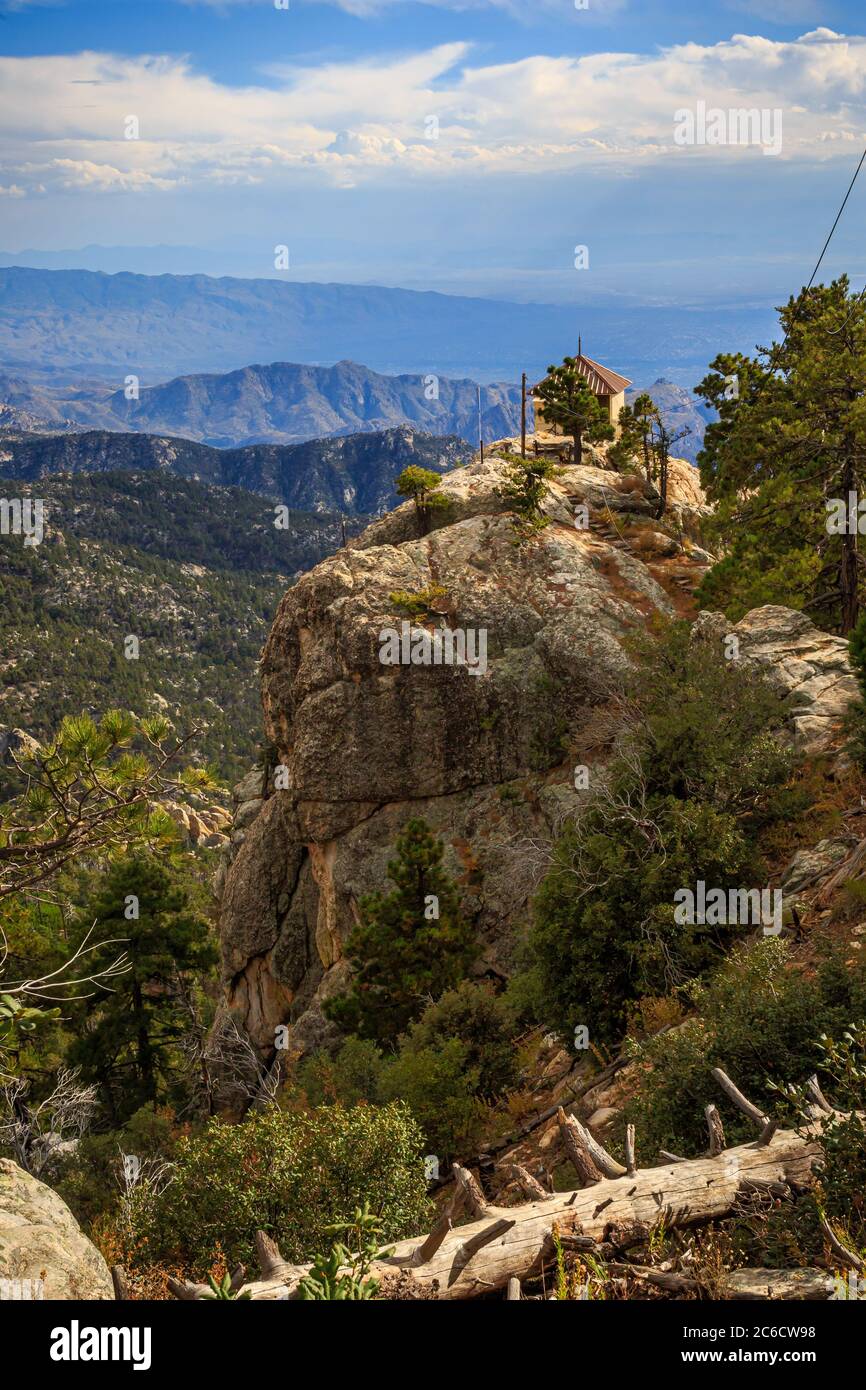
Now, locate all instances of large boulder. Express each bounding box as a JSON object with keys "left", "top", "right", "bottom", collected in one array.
[
  {"left": 215, "top": 448, "right": 711, "bottom": 1069},
  {"left": 0, "top": 1159, "right": 113, "bottom": 1300},
  {"left": 216, "top": 447, "right": 861, "bottom": 1077}
]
